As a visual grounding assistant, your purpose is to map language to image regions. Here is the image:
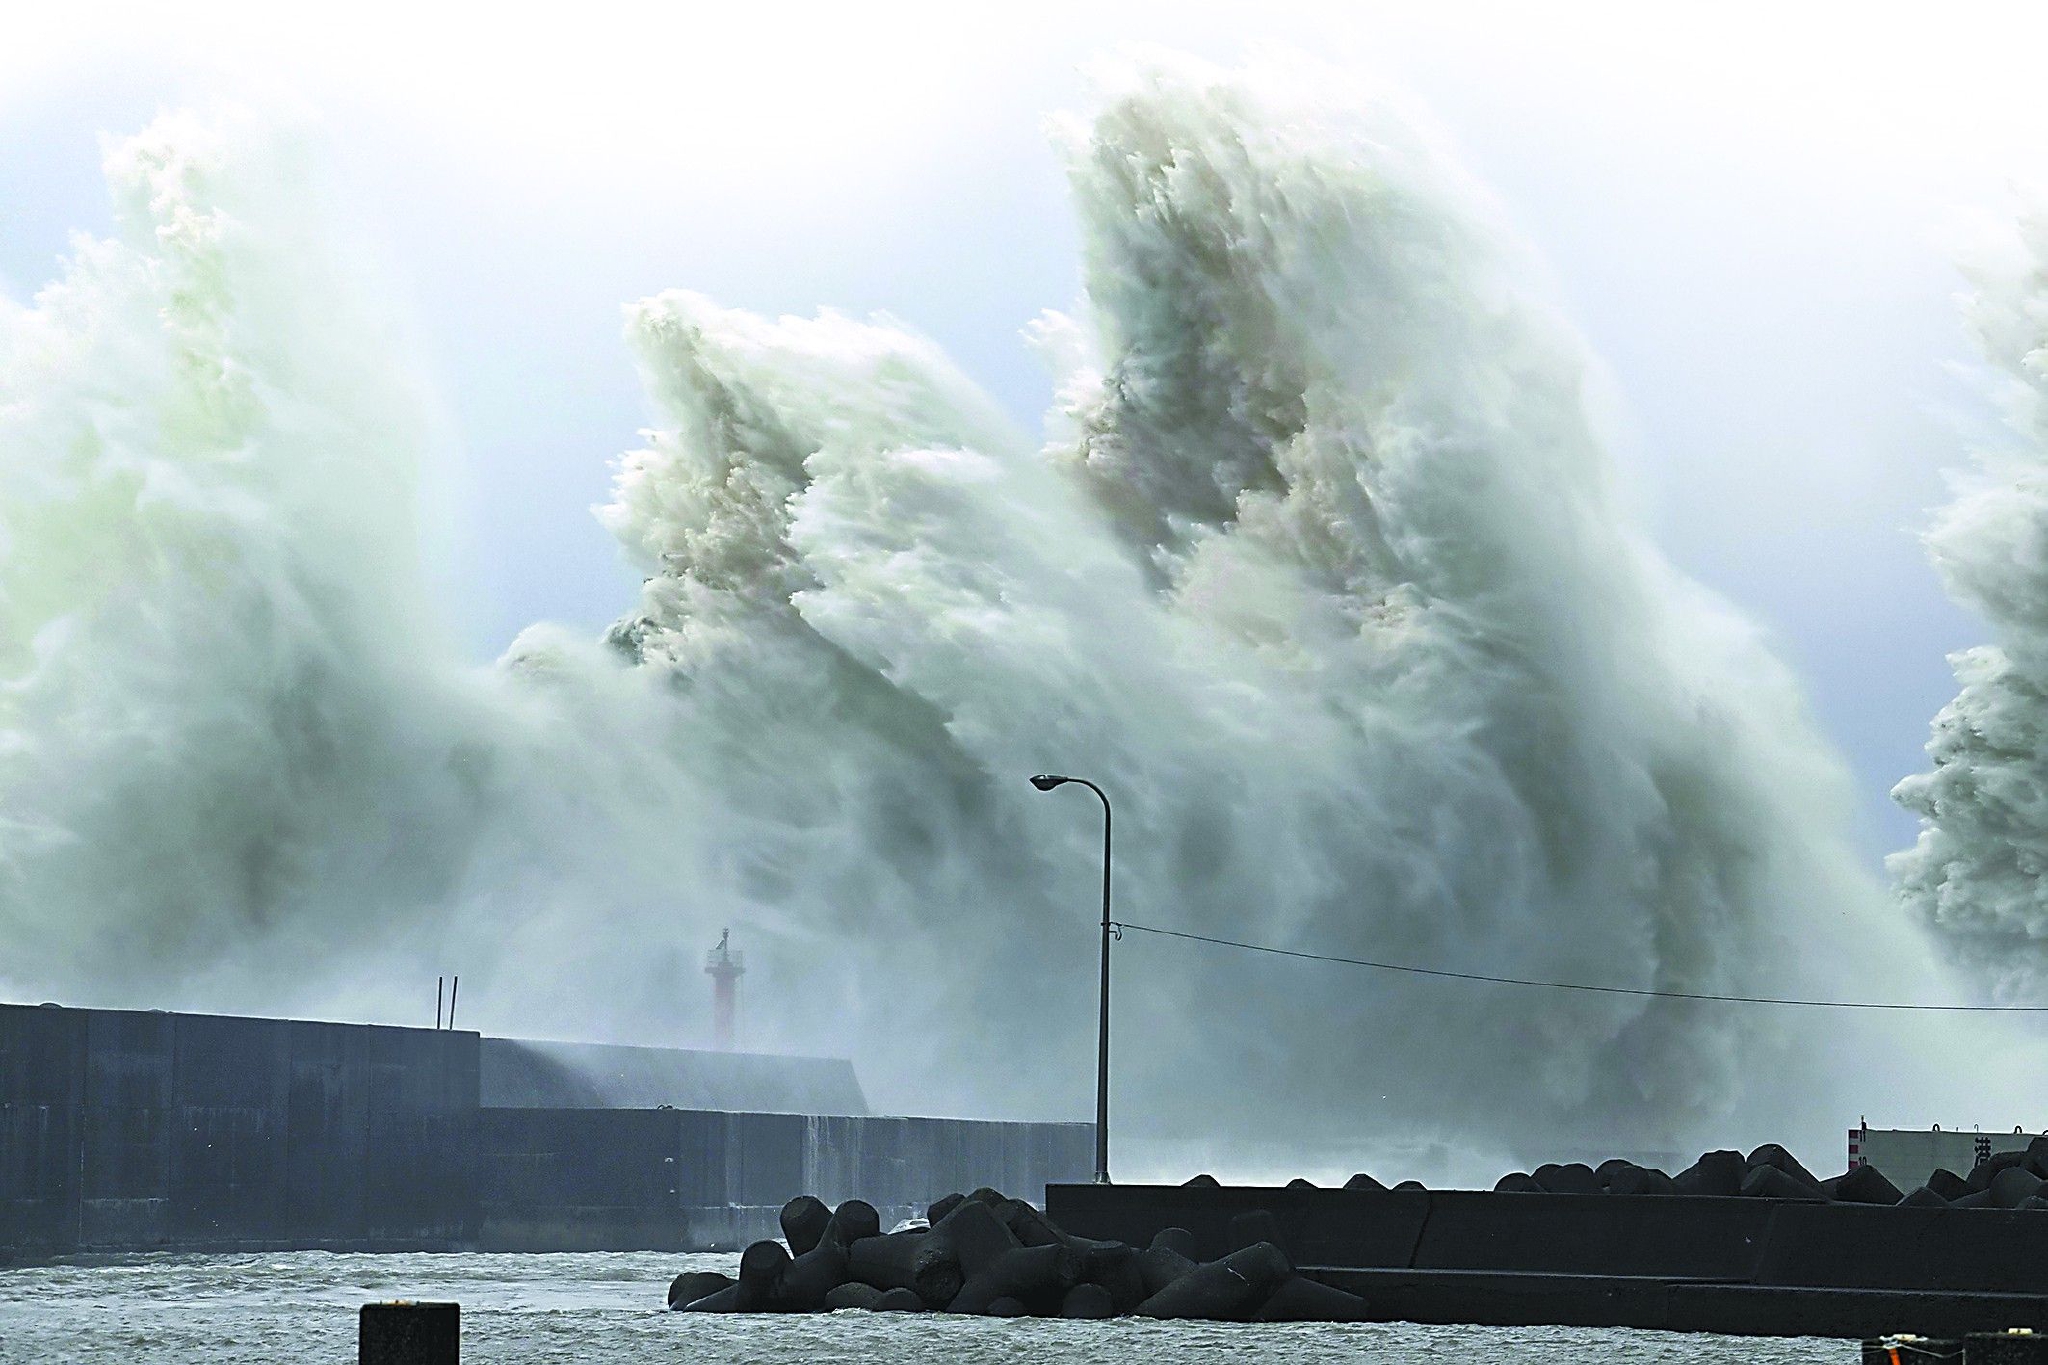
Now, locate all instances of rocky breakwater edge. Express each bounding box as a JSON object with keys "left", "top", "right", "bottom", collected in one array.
[
  {"left": 664, "top": 1186, "right": 1368, "bottom": 1323},
  {"left": 1493, "top": 1138, "right": 2048, "bottom": 1209}
]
